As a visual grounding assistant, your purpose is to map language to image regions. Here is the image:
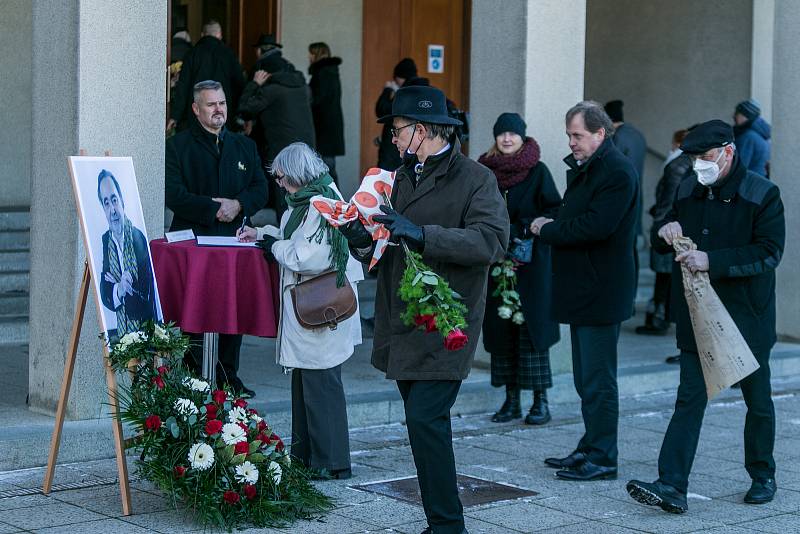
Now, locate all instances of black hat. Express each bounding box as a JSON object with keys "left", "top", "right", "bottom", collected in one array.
[
  {"left": 252, "top": 33, "right": 282, "bottom": 49},
  {"left": 493, "top": 112, "right": 526, "bottom": 138},
  {"left": 377, "top": 86, "right": 462, "bottom": 126},
  {"left": 735, "top": 98, "right": 761, "bottom": 121},
  {"left": 393, "top": 58, "right": 417, "bottom": 80},
  {"left": 679, "top": 120, "right": 734, "bottom": 155},
  {"left": 604, "top": 100, "right": 624, "bottom": 122},
  {"left": 256, "top": 50, "right": 286, "bottom": 74}
]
